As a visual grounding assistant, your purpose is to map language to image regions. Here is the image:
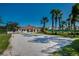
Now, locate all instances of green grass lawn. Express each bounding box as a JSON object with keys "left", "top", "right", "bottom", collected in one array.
[{"left": 0, "top": 34, "right": 11, "bottom": 54}]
